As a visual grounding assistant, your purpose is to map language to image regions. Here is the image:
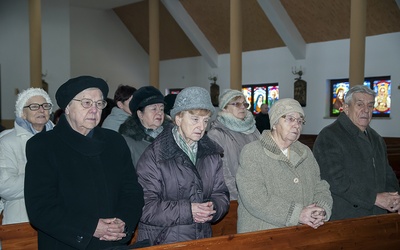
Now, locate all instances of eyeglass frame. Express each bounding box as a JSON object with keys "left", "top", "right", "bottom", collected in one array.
[
  {"left": 281, "top": 114, "right": 306, "bottom": 125},
  {"left": 72, "top": 98, "right": 107, "bottom": 110},
  {"left": 227, "top": 102, "right": 250, "bottom": 109},
  {"left": 23, "top": 103, "right": 53, "bottom": 111}
]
